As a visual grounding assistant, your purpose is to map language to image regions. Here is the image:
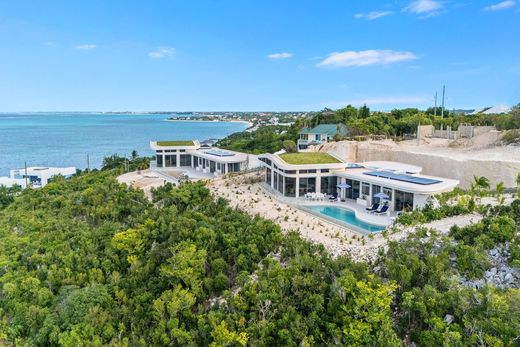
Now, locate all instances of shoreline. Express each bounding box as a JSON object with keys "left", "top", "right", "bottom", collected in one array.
[{"left": 164, "top": 118, "right": 254, "bottom": 128}]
